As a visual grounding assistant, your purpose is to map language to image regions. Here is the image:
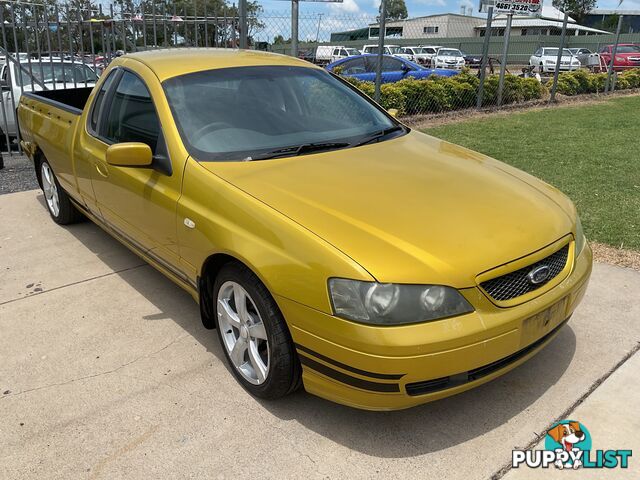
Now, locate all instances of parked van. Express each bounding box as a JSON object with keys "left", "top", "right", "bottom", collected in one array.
[{"left": 315, "top": 46, "right": 360, "bottom": 65}]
